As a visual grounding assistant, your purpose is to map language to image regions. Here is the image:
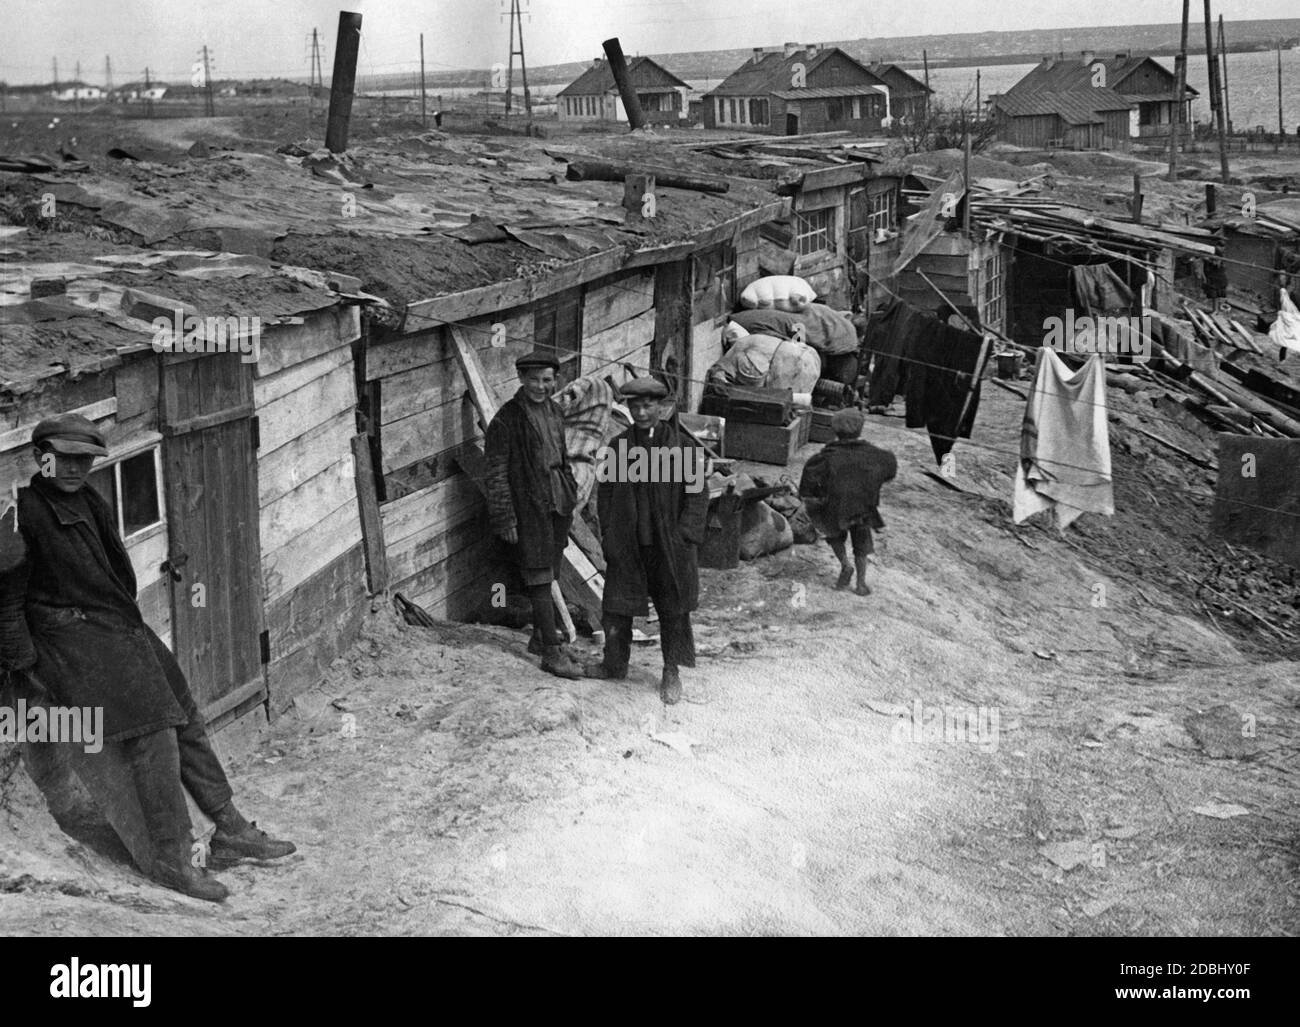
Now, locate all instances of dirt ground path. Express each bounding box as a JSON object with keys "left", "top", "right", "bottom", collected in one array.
[{"left": 2, "top": 389, "right": 1297, "bottom": 936}]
